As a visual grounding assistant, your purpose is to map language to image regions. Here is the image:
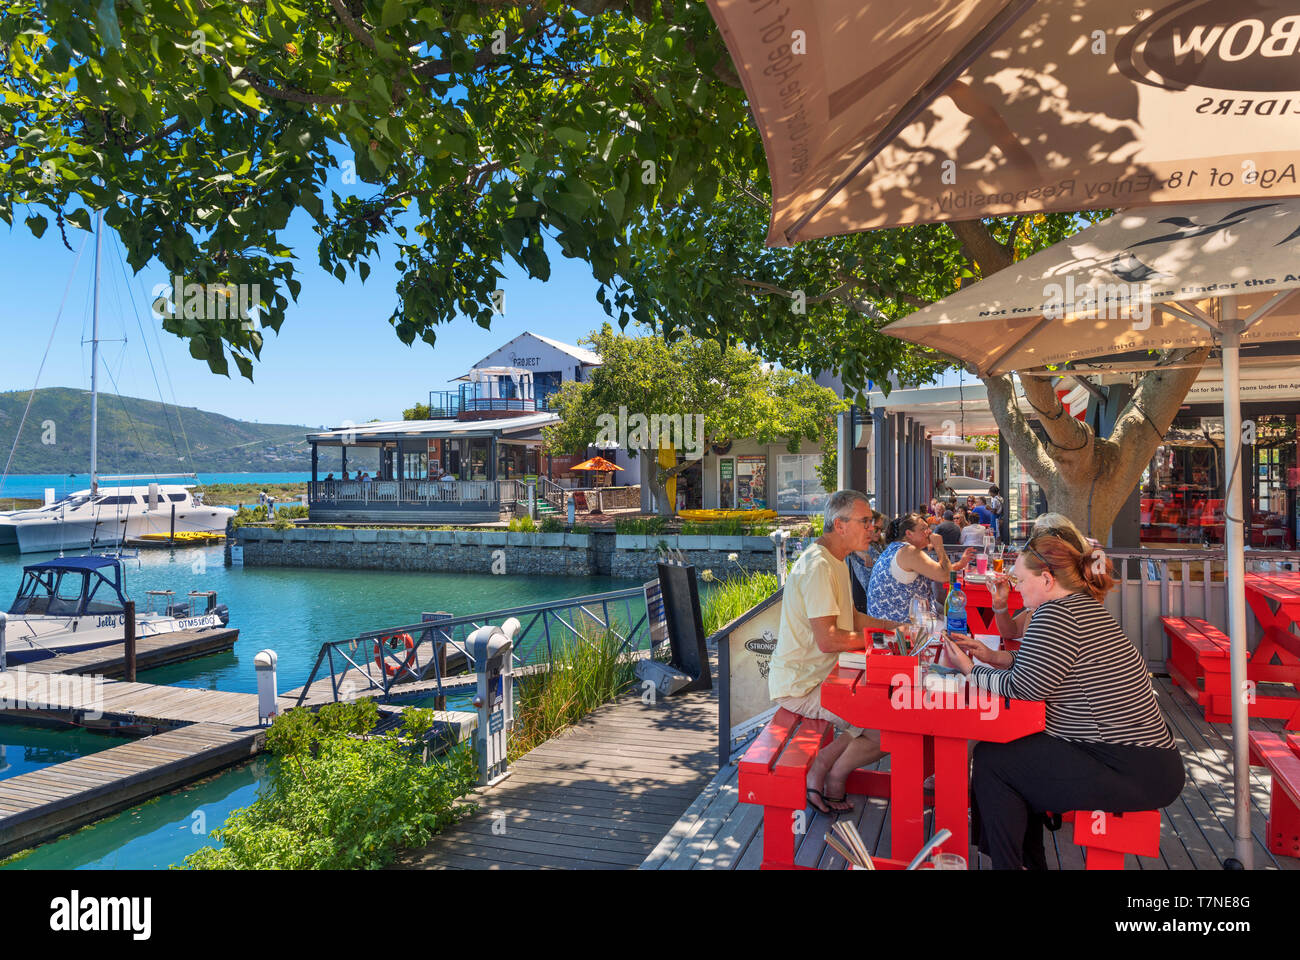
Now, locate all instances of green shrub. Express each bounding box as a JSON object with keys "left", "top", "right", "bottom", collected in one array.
[
  {"left": 540, "top": 516, "right": 565, "bottom": 533},
  {"left": 811, "top": 514, "right": 825, "bottom": 537},
  {"left": 507, "top": 514, "right": 538, "bottom": 533},
  {"left": 615, "top": 515, "right": 666, "bottom": 535},
  {"left": 180, "top": 700, "right": 476, "bottom": 869},
  {"left": 679, "top": 518, "right": 772, "bottom": 537}
]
